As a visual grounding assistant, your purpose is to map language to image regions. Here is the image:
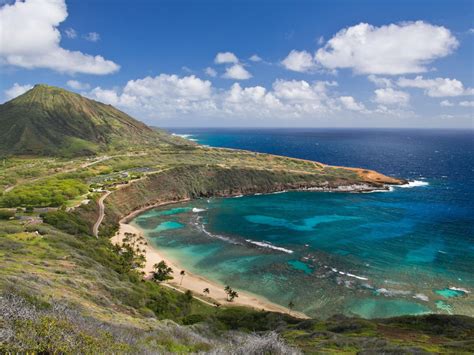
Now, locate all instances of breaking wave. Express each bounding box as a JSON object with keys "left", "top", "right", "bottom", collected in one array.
[{"left": 245, "top": 239, "right": 294, "bottom": 254}]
